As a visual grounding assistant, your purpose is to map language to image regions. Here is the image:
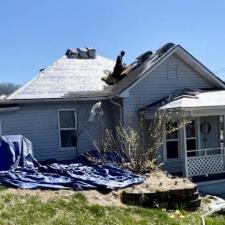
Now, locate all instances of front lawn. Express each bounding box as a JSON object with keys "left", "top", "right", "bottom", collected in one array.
[{"left": 0, "top": 188, "right": 223, "bottom": 225}]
